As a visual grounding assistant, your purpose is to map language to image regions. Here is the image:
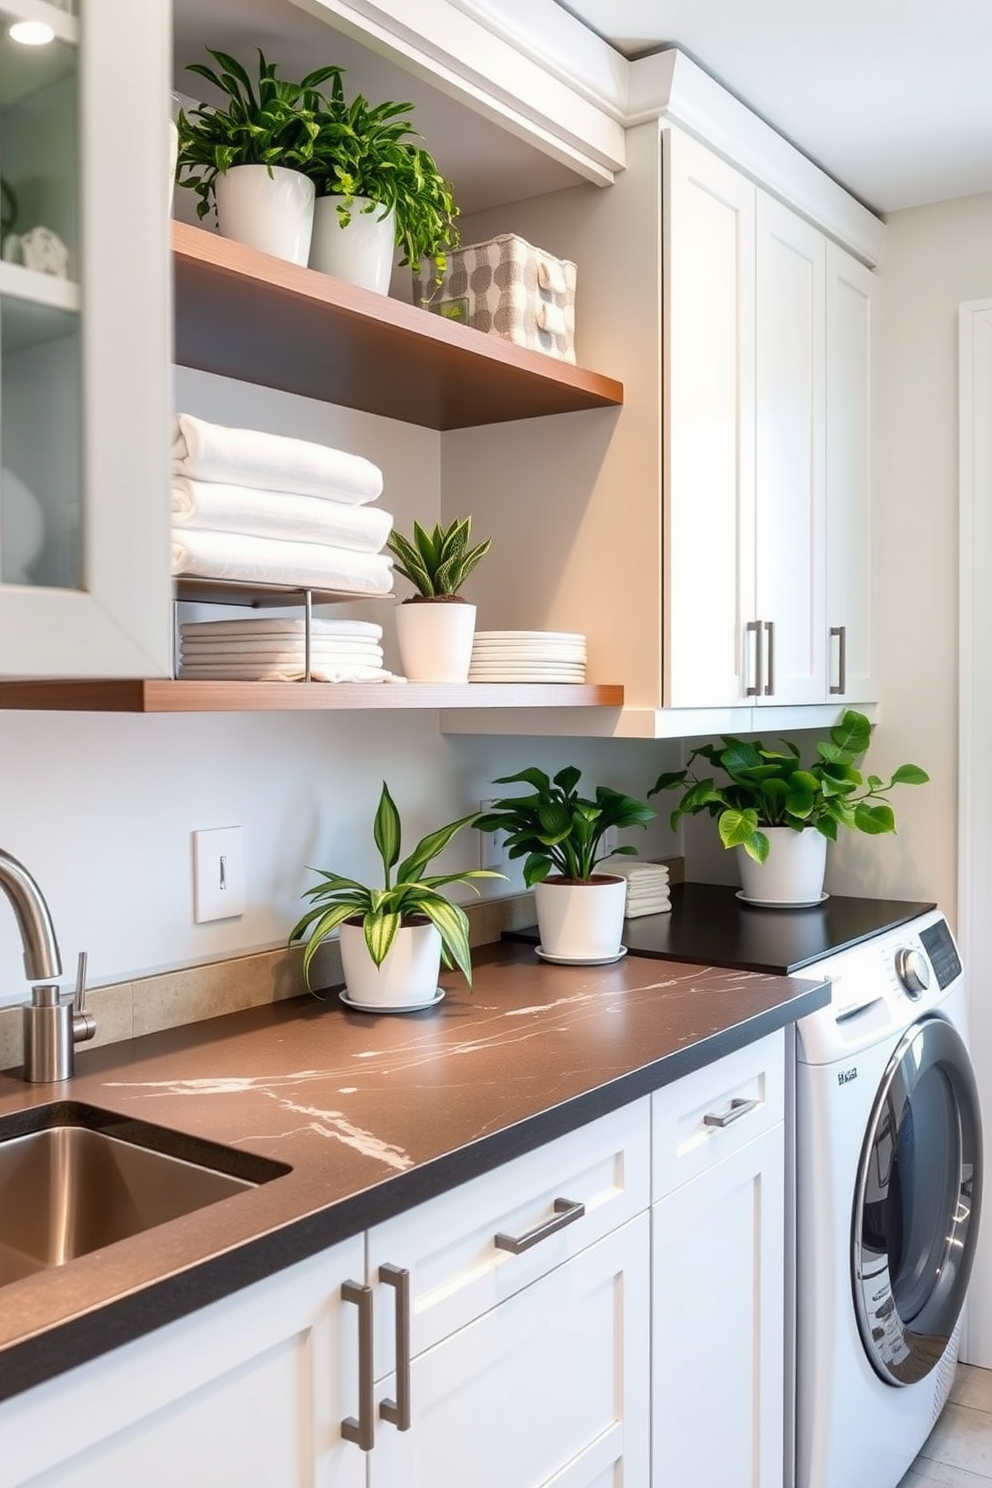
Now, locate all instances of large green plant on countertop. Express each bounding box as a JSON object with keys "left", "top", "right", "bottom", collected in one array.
[
  {"left": 290, "top": 783, "right": 503, "bottom": 988},
  {"left": 649, "top": 709, "right": 929, "bottom": 865},
  {"left": 175, "top": 48, "right": 341, "bottom": 221},
  {"left": 304, "top": 71, "right": 460, "bottom": 289}
]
